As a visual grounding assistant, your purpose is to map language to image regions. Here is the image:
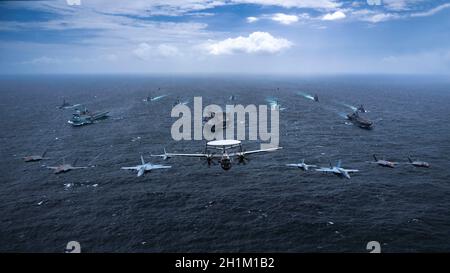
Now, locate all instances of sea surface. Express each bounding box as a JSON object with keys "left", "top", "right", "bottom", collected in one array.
[{"left": 0, "top": 75, "right": 449, "bottom": 252}]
